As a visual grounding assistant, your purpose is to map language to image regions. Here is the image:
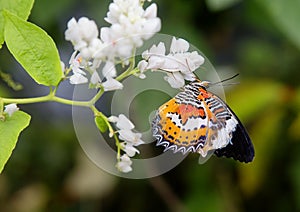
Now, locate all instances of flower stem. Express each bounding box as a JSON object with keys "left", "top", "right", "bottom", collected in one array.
[
  {"left": 1, "top": 95, "right": 51, "bottom": 104},
  {"left": 90, "top": 87, "right": 104, "bottom": 104},
  {"left": 1, "top": 93, "right": 91, "bottom": 107},
  {"left": 115, "top": 57, "right": 136, "bottom": 81},
  {"left": 52, "top": 96, "right": 91, "bottom": 107},
  {"left": 114, "top": 133, "right": 121, "bottom": 160}
]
